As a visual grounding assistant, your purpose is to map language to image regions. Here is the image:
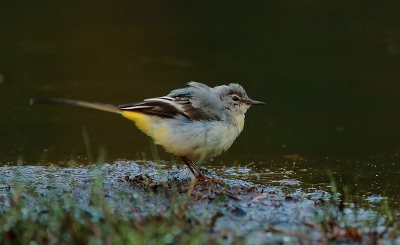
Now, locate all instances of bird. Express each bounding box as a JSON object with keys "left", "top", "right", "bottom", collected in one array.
[{"left": 30, "top": 82, "right": 264, "bottom": 180}]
